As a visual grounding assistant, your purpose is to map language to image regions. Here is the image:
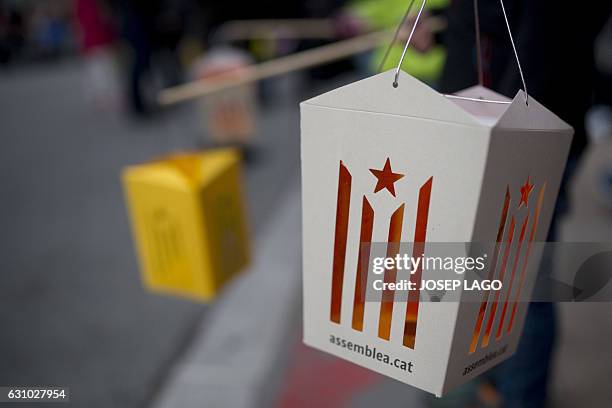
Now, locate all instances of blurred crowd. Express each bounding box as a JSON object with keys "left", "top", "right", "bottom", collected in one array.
[
  {"left": 1, "top": 1, "right": 610, "bottom": 117},
  {"left": 0, "top": 0, "right": 457, "bottom": 116},
  {"left": 0, "top": 0, "right": 73, "bottom": 61},
  {"left": 0, "top": 0, "right": 345, "bottom": 114}
]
